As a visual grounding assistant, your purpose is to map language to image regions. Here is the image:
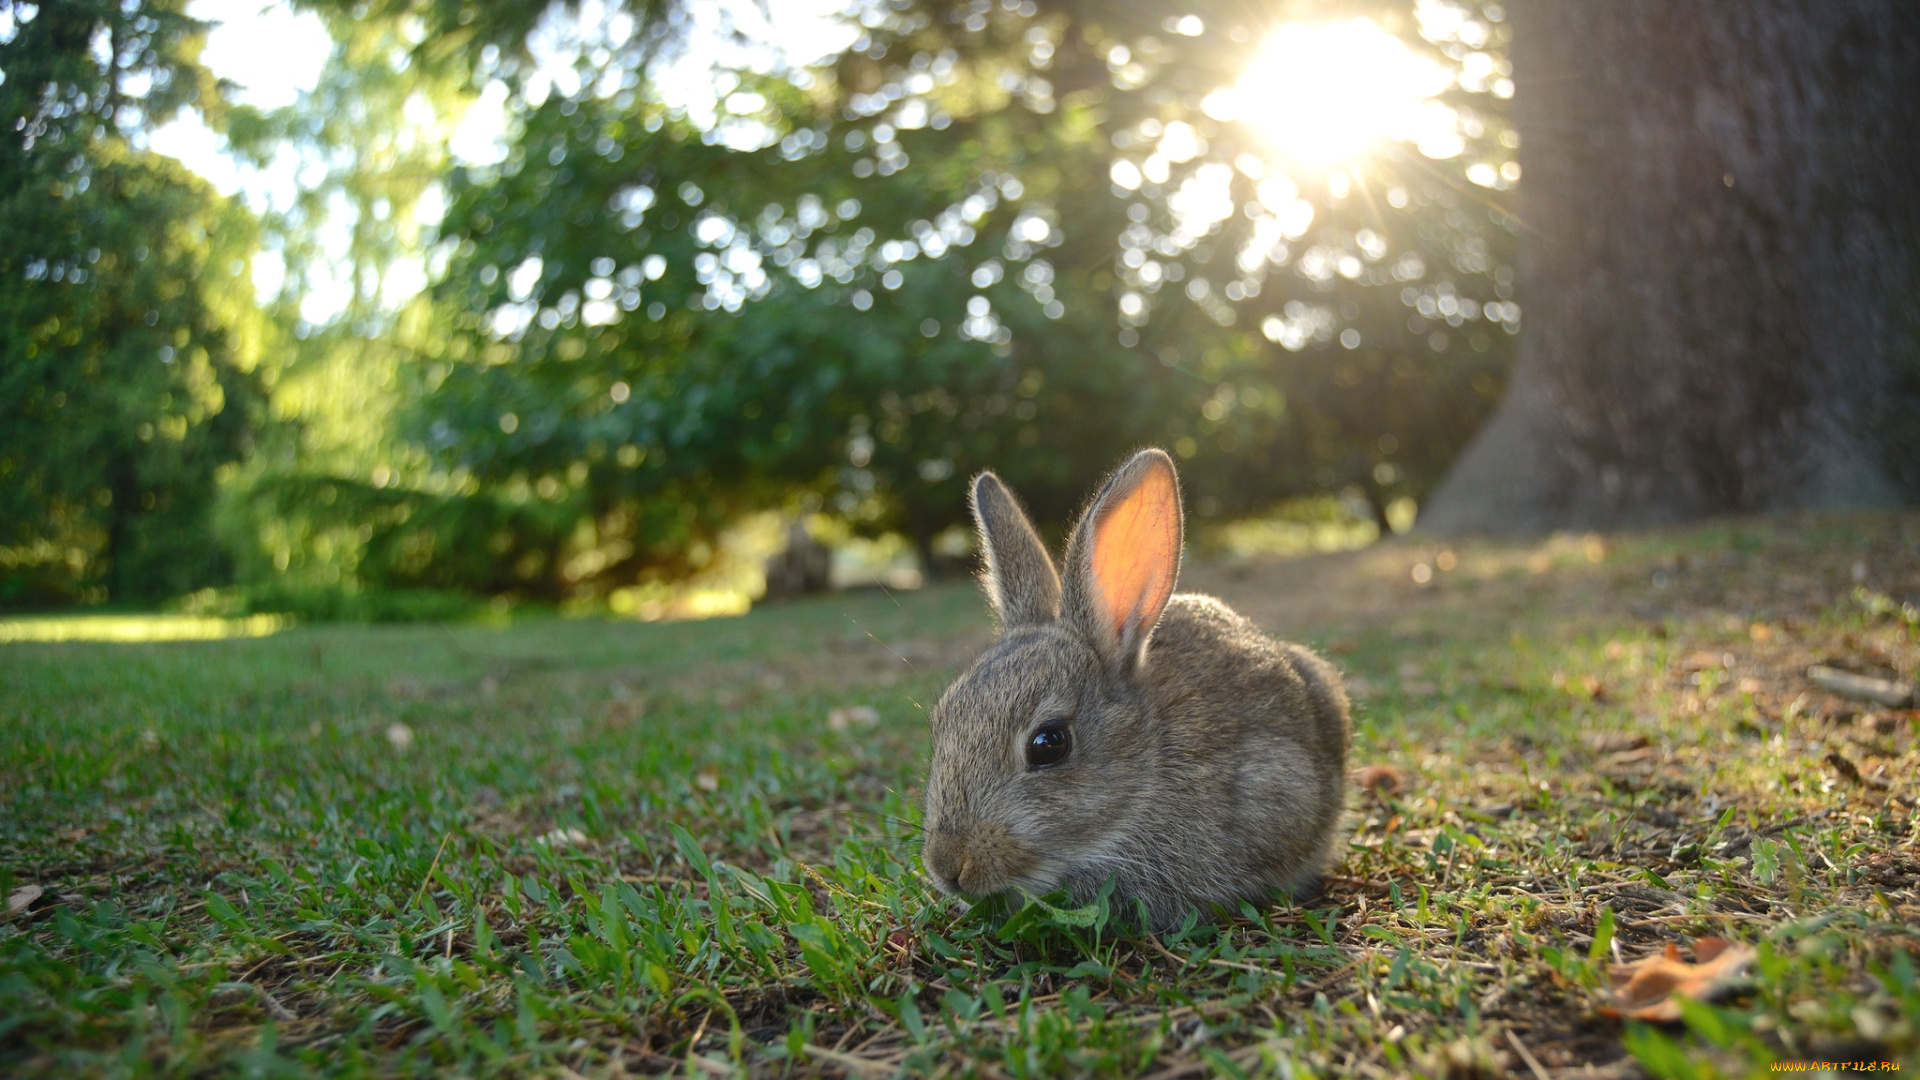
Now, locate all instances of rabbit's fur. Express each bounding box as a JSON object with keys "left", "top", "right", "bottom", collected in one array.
[{"left": 922, "top": 449, "right": 1350, "bottom": 929}]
